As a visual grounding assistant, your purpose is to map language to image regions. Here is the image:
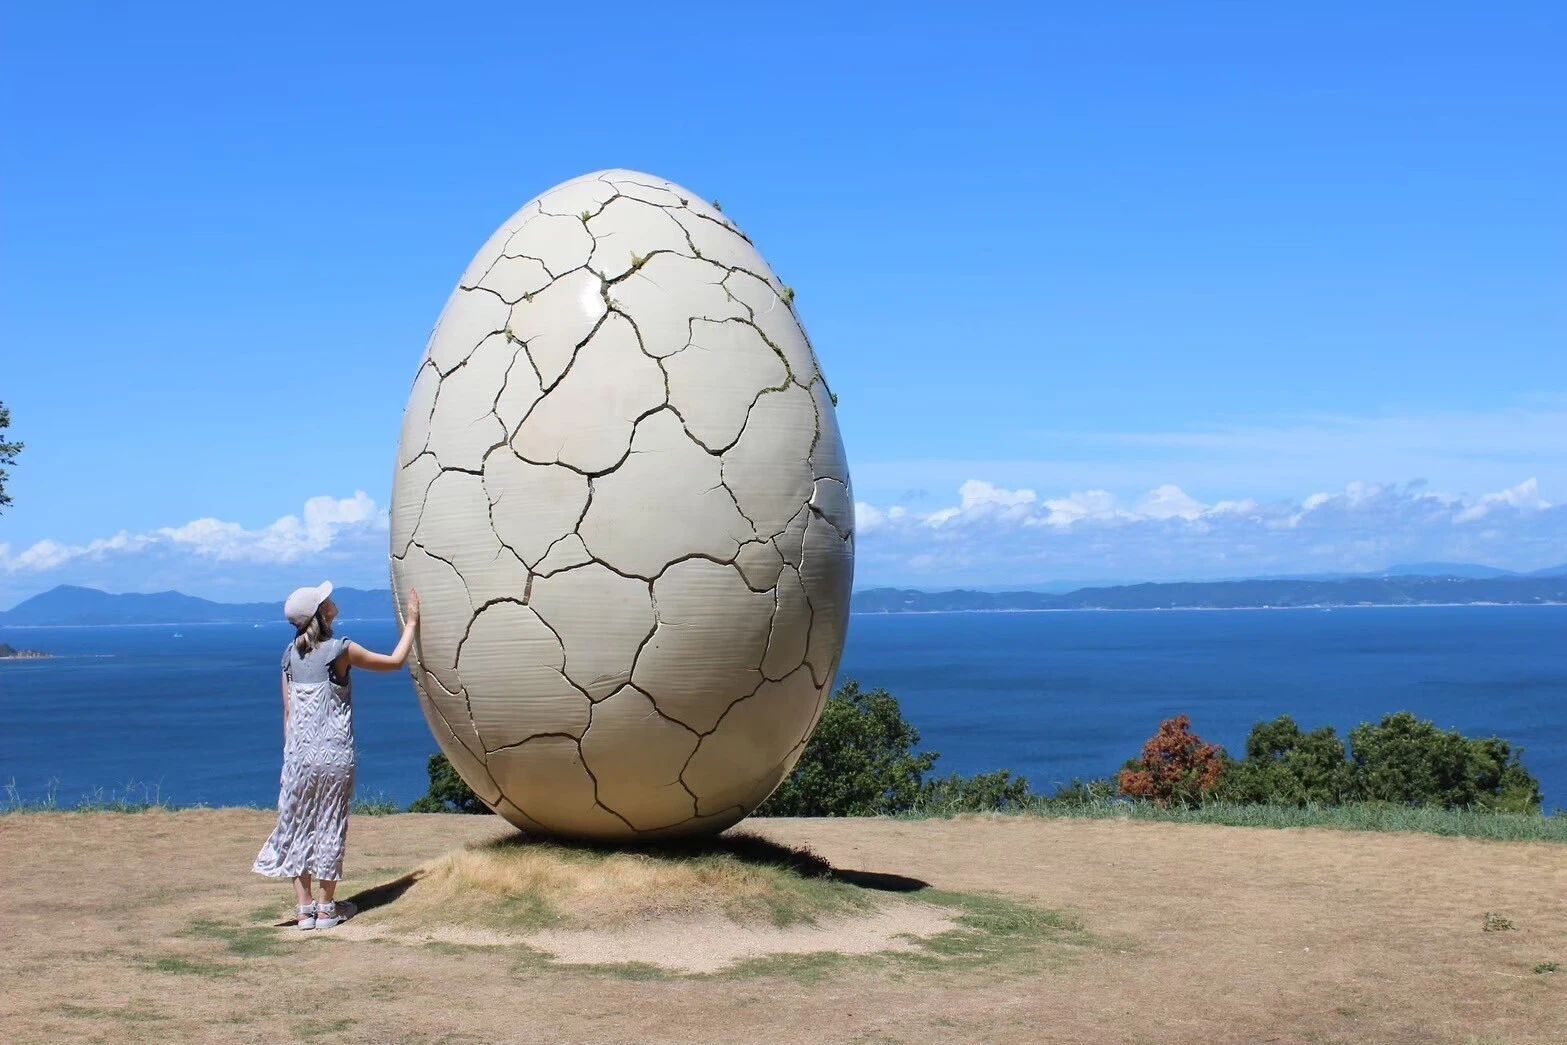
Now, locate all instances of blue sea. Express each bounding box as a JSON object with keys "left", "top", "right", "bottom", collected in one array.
[{"left": 2, "top": 606, "right": 1563, "bottom": 811}]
